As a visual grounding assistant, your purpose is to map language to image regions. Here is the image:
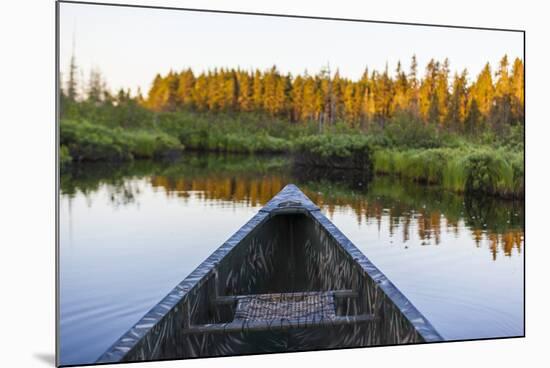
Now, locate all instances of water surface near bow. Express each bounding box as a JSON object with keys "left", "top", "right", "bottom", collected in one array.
[{"left": 59, "top": 154, "right": 524, "bottom": 365}]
